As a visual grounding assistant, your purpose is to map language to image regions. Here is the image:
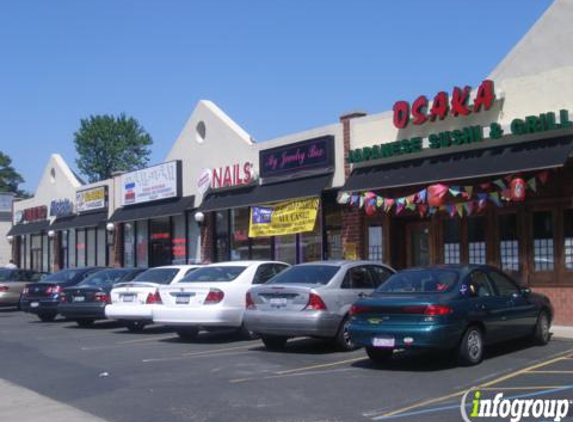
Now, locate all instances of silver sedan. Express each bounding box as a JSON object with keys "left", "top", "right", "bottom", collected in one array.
[{"left": 244, "top": 260, "right": 395, "bottom": 351}]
